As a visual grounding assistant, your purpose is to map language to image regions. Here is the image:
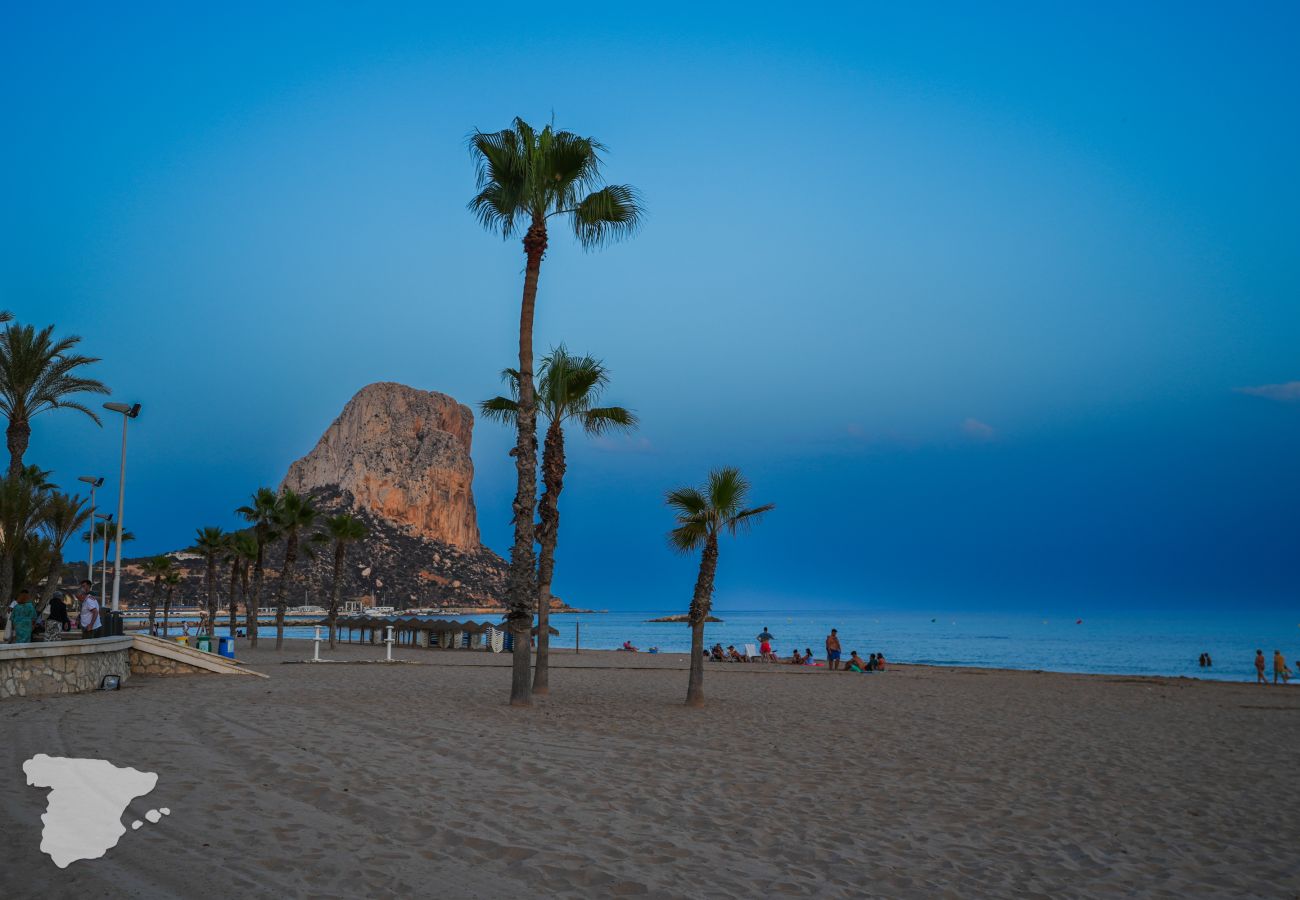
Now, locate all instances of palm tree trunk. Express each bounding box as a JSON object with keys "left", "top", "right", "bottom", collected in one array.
[
  {"left": 163, "top": 588, "right": 172, "bottom": 637},
  {"left": 685, "top": 533, "right": 720, "bottom": 707},
  {"left": 504, "top": 220, "right": 546, "bottom": 707},
  {"left": 228, "top": 557, "right": 240, "bottom": 641},
  {"left": 6, "top": 417, "right": 29, "bottom": 479},
  {"left": 240, "top": 562, "right": 252, "bottom": 642},
  {"left": 205, "top": 557, "right": 217, "bottom": 638},
  {"left": 533, "top": 418, "right": 566, "bottom": 695},
  {"left": 36, "top": 551, "right": 63, "bottom": 618},
  {"left": 329, "top": 541, "right": 344, "bottom": 649},
  {"left": 275, "top": 533, "right": 298, "bottom": 650},
  {"left": 249, "top": 538, "right": 264, "bottom": 648},
  {"left": 148, "top": 578, "right": 161, "bottom": 633}
]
